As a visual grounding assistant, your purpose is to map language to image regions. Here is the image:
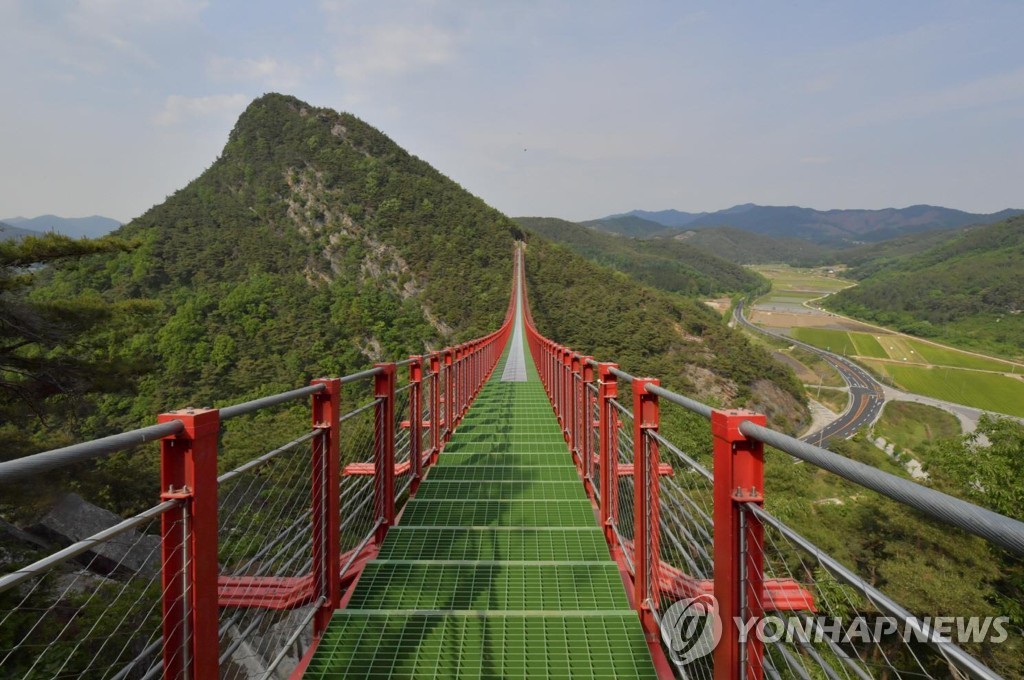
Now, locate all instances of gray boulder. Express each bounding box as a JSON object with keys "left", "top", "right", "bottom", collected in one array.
[{"left": 32, "top": 493, "right": 161, "bottom": 577}]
